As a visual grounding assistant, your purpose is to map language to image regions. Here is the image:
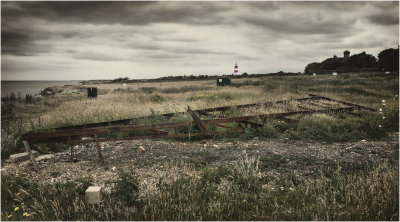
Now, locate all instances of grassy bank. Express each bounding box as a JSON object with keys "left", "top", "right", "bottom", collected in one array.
[
  {"left": 1, "top": 72, "right": 399, "bottom": 220},
  {"left": 1, "top": 72, "right": 398, "bottom": 158},
  {"left": 2, "top": 155, "right": 398, "bottom": 221}
]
